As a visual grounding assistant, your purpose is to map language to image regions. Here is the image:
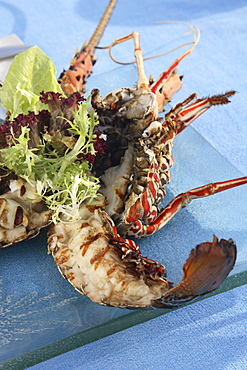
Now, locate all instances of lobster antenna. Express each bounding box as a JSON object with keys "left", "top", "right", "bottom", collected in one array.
[
  {"left": 154, "top": 21, "right": 200, "bottom": 52},
  {"left": 132, "top": 32, "right": 149, "bottom": 89},
  {"left": 87, "top": 0, "right": 118, "bottom": 51},
  {"left": 98, "top": 21, "right": 200, "bottom": 65}
]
